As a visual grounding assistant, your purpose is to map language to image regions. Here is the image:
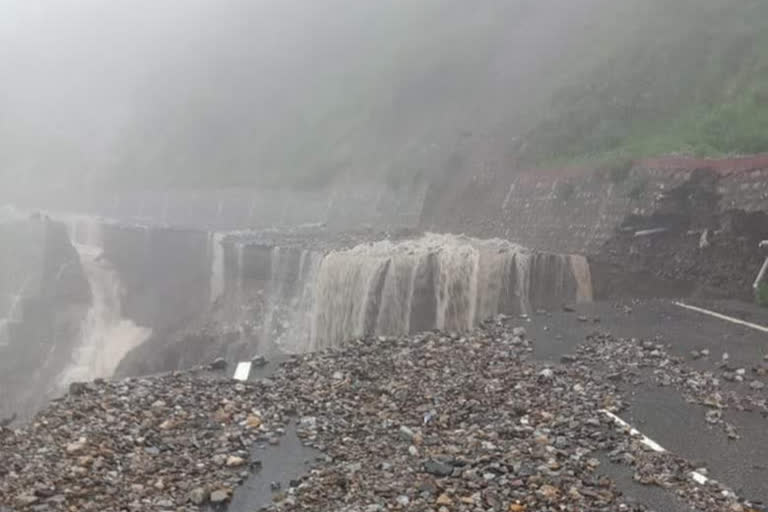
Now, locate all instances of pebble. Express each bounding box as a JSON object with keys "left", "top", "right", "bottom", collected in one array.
[
  {"left": 226, "top": 455, "right": 246, "bottom": 467},
  {"left": 210, "top": 489, "right": 229, "bottom": 503},
  {"left": 188, "top": 487, "right": 207, "bottom": 505},
  {"left": 0, "top": 319, "right": 755, "bottom": 512},
  {"left": 424, "top": 460, "right": 454, "bottom": 477}
]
